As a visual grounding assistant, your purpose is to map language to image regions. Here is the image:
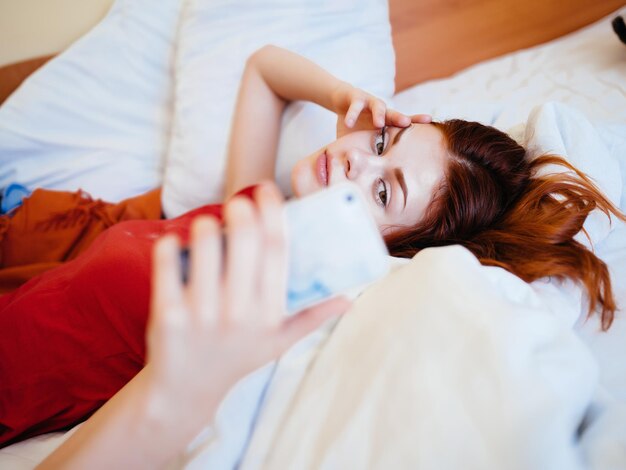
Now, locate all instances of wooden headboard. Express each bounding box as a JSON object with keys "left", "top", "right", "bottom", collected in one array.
[
  {"left": 0, "top": 0, "right": 624, "bottom": 102},
  {"left": 0, "top": 55, "right": 53, "bottom": 104},
  {"left": 389, "top": 0, "right": 626, "bottom": 92}
]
